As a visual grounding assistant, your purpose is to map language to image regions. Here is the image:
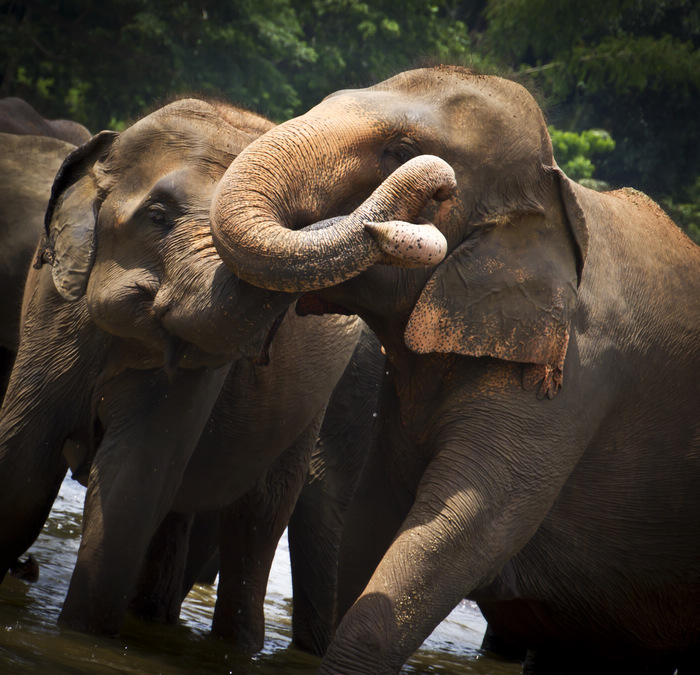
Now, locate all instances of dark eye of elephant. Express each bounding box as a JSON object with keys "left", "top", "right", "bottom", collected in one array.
[
  {"left": 384, "top": 137, "right": 420, "bottom": 168},
  {"left": 147, "top": 204, "right": 170, "bottom": 227}
]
